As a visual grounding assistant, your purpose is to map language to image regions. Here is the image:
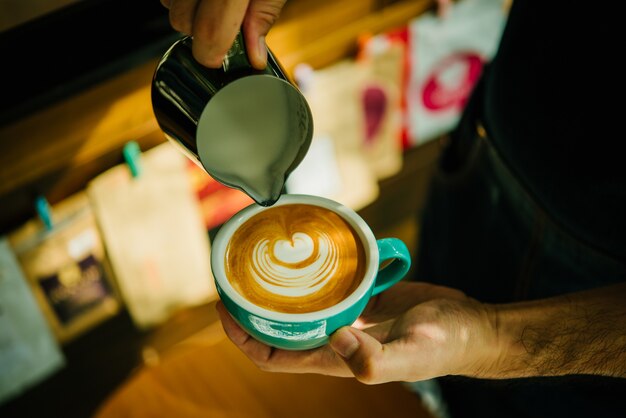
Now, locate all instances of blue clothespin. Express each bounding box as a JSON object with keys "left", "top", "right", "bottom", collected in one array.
[
  {"left": 123, "top": 141, "right": 142, "bottom": 178},
  {"left": 35, "top": 195, "right": 53, "bottom": 231}
]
